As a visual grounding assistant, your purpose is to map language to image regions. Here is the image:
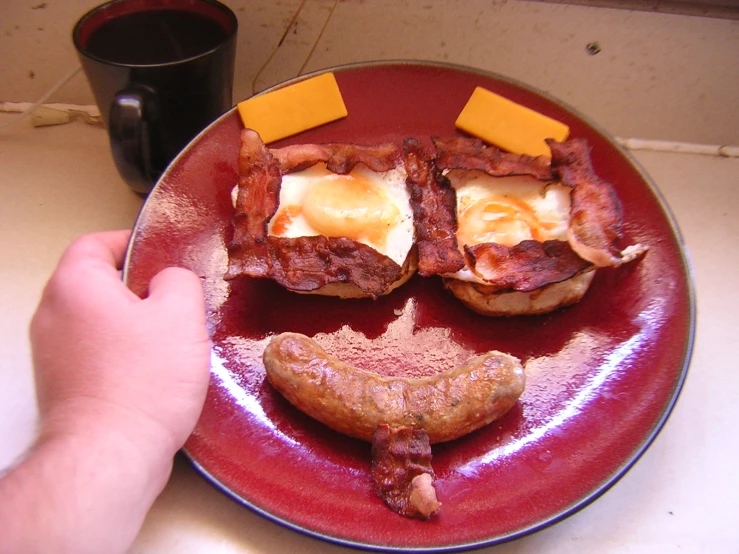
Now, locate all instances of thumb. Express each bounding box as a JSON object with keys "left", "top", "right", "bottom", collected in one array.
[{"left": 146, "top": 267, "right": 206, "bottom": 314}]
